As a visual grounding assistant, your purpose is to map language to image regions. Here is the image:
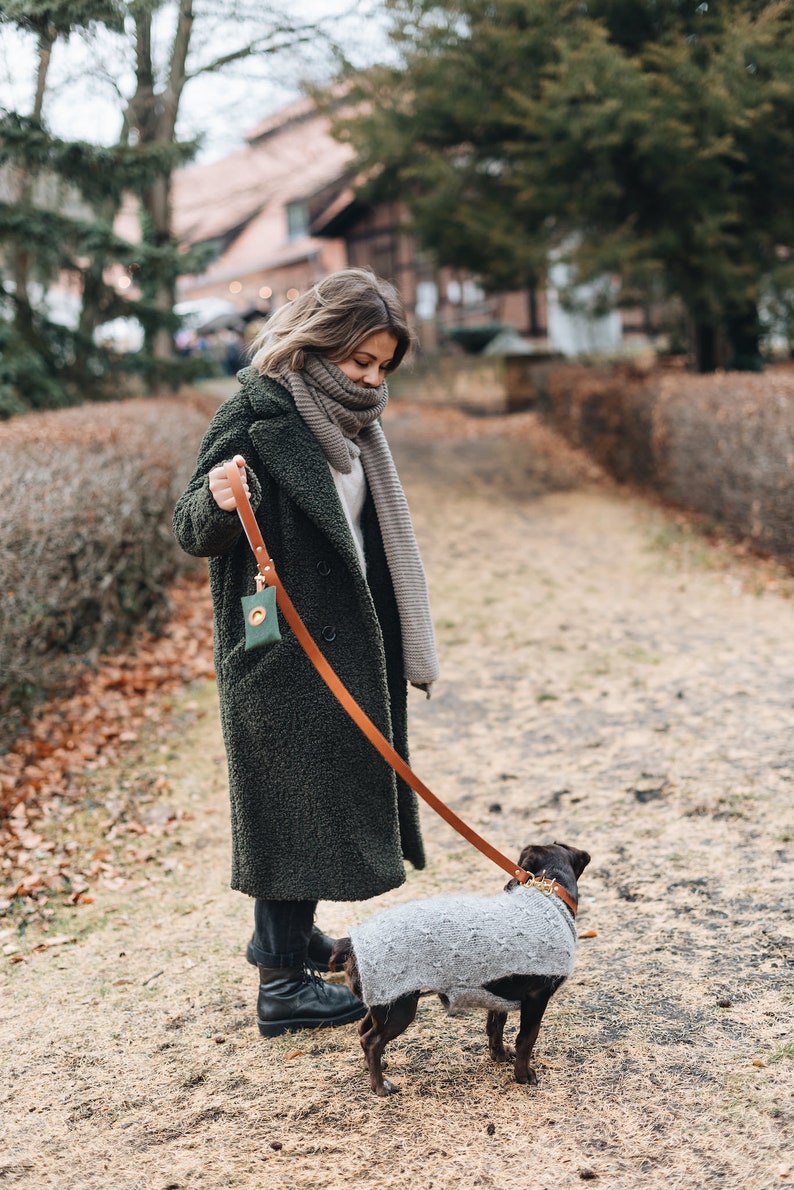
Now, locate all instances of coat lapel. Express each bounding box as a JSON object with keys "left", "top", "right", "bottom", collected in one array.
[{"left": 245, "top": 375, "right": 365, "bottom": 582}]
